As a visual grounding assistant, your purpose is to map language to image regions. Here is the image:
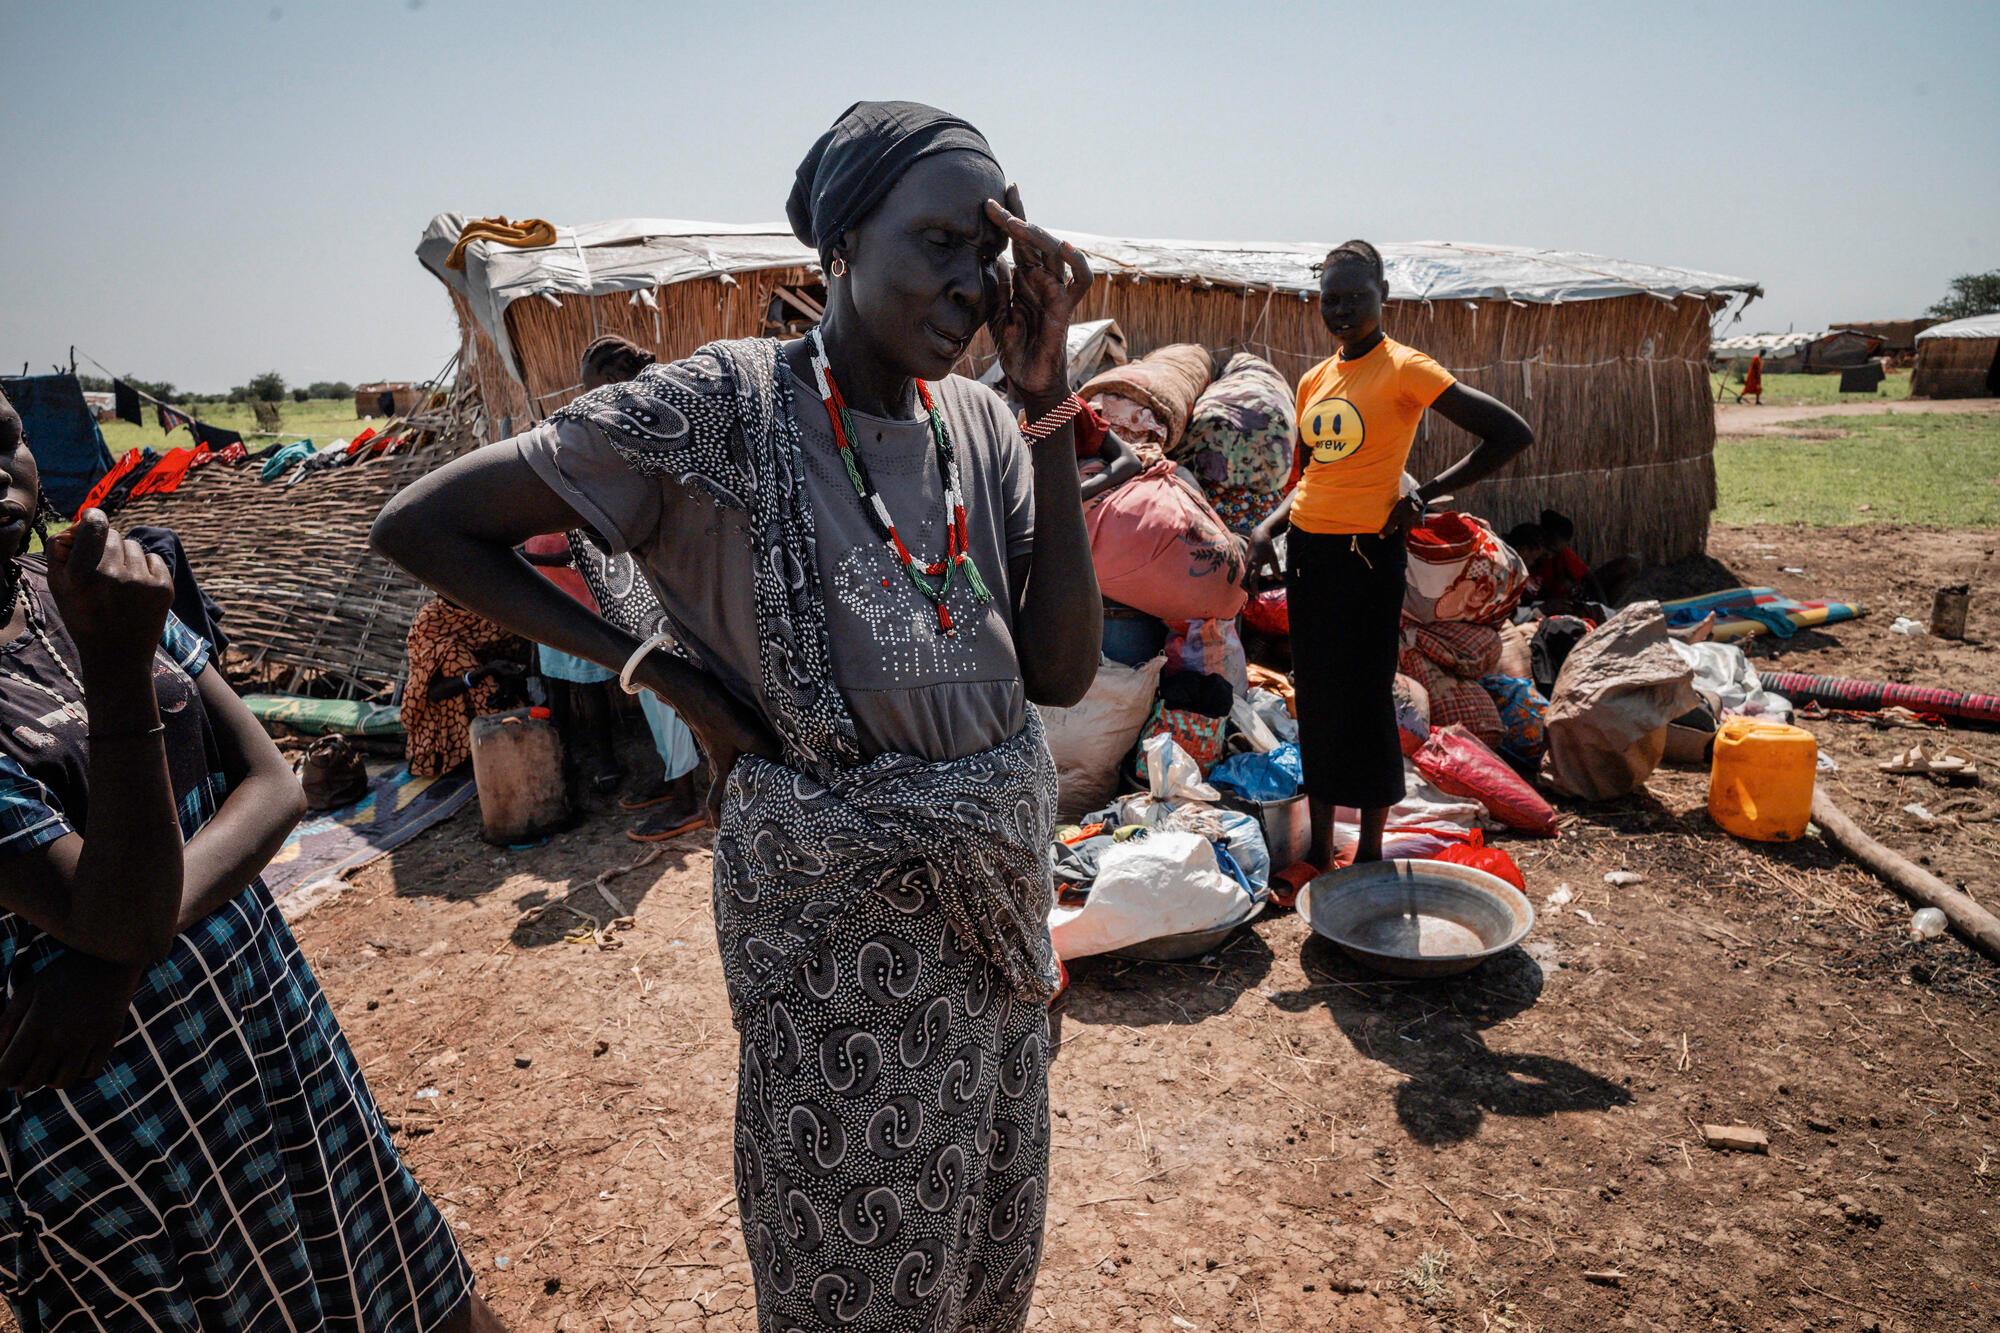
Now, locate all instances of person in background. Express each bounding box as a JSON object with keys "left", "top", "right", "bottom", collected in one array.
[
  {"left": 1534, "top": 508, "right": 1640, "bottom": 610},
  {"left": 0, "top": 394, "right": 500, "bottom": 1330},
  {"left": 400, "top": 594, "right": 528, "bottom": 777},
  {"left": 1505, "top": 521, "right": 1548, "bottom": 591},
  {"left": 1249, "top": 240, "right": 1533, "bottom": 891},
  {"left": 522, "top": 531, "right": 623, "bottom": 795},
  {"left": 1734, "top": 349, "right": 1764, "bottom": 404},
  {"left": 574, "top": 335, "right": 707, "bottom": 841}
]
